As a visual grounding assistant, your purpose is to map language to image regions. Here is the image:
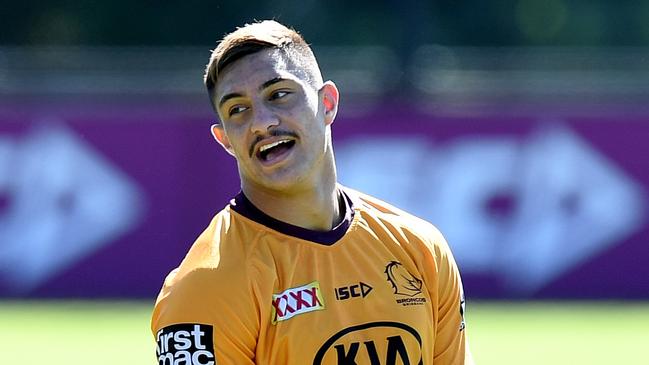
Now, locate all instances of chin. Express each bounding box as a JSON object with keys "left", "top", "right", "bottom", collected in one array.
[
  {"left": 242, "top": 160, "right": 318, "bottom": 193},
  {"left": 261, "top": 175, "right": 307, "bottom": 192}
]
